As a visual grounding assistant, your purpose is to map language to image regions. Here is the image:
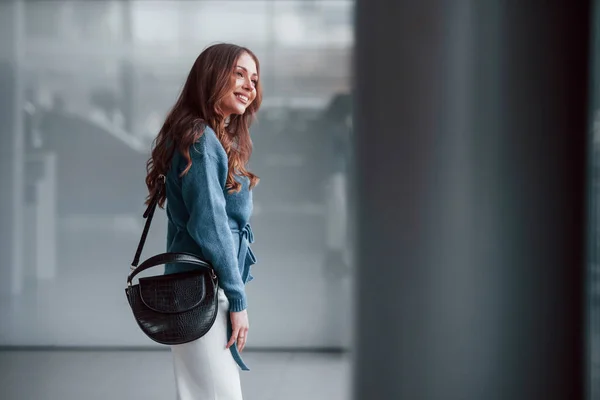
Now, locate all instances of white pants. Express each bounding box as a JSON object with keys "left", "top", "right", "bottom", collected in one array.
[{"left": 170, "top": 289, "right": 243, "bottom": 400}]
